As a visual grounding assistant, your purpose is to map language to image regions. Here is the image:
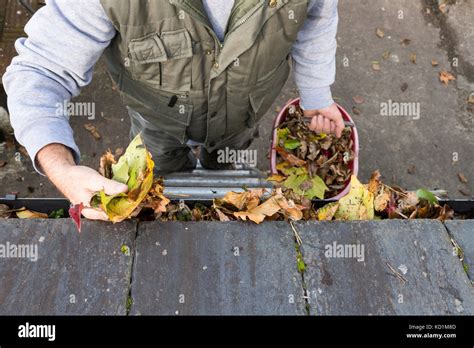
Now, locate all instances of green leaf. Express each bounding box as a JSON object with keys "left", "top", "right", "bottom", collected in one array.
[
  {"left": 99, "top": 190, "right": 128, "bottom": 213},
  {"left": 283, "top": 173, "right": 307, "bottom": 194},
  {"left": 283, "top": 138, "right": 301, "bottom": 150},
  {"left": 280, "top": 166, "right": 307, "bottom": 177},
  {"left": 277, "top": 127, "right": 290, "bottom": 143},
  {"left": 49, "top": 208, "right": 65, "bottom": 219},
  {"left": 304, "top": 175, "right": 329, "bottom": 200},
  {"left": 121, "top": 244, "right": 131, "bottom": 256},
  {"left": 112, "top": 134, "right": 147, "bottom": 188},
  {"left": 309, "top": 133, "right": 327, "bottom": 141},
  {"left": 283, "top": 173, "right": 328, "bottom": 200},
  {"left": 416, "top": 188, "right": 438, "bottom": 205},
  {"left": 297, "top": 254, "right": 306, "bottom": 274},
  {"left": 112, "top": 161, "right": 129, "bottom": 184}
]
